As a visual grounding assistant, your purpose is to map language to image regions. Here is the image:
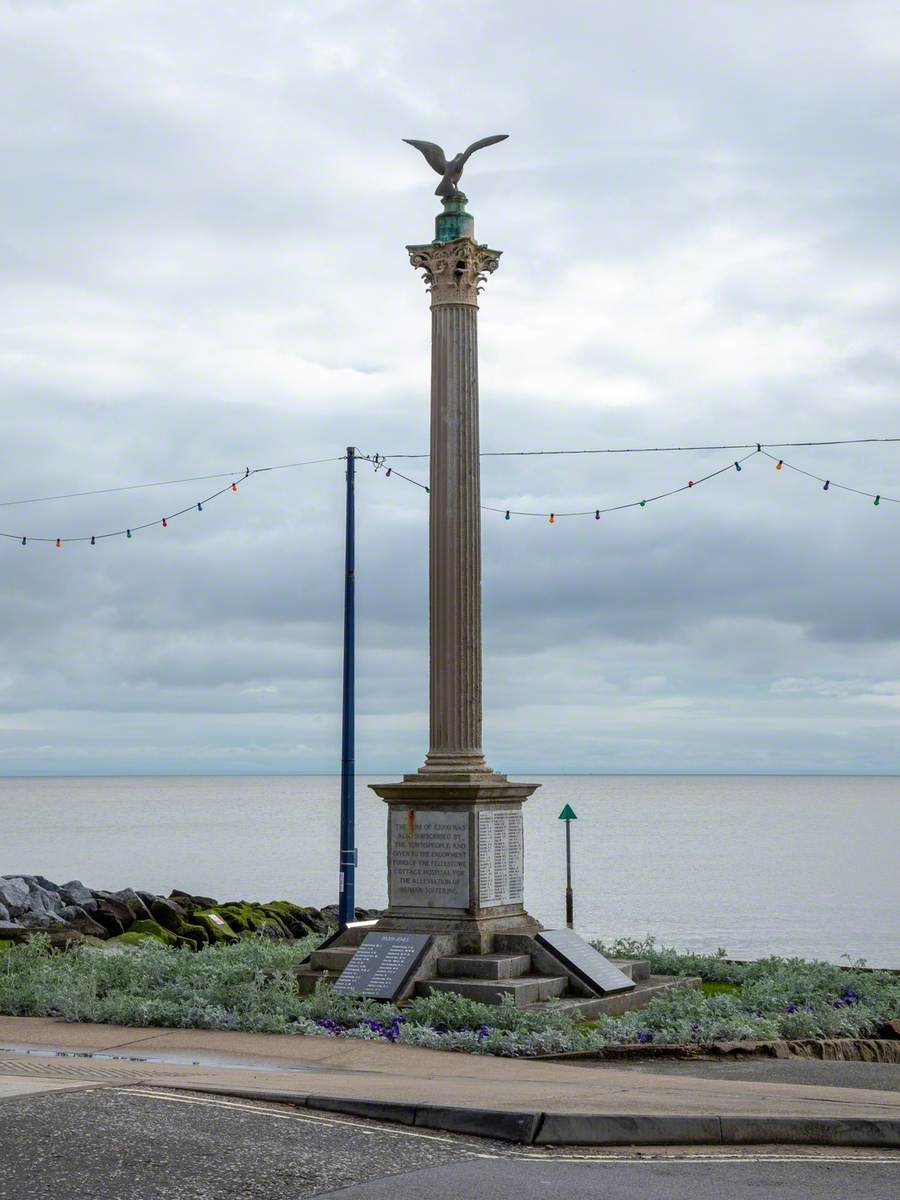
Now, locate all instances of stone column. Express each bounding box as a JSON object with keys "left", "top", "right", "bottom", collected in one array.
[
  {"left": 408, "top": 222, "right": 500, "bottom": 778},
  {"left": 370, "top": 196, "right": 540, "bottom": 953}
]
